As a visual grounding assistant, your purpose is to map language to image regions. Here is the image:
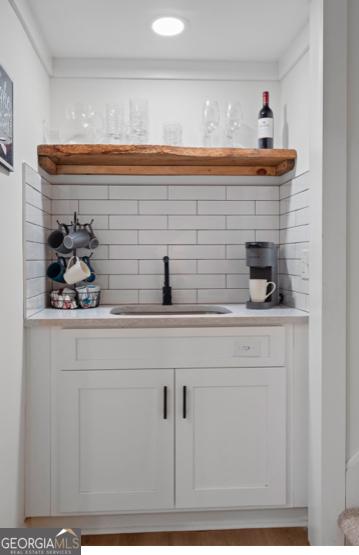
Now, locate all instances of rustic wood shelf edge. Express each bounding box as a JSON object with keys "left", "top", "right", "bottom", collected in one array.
[{"left": 37, "top": 144, "right": 297, "bottom": 177}]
